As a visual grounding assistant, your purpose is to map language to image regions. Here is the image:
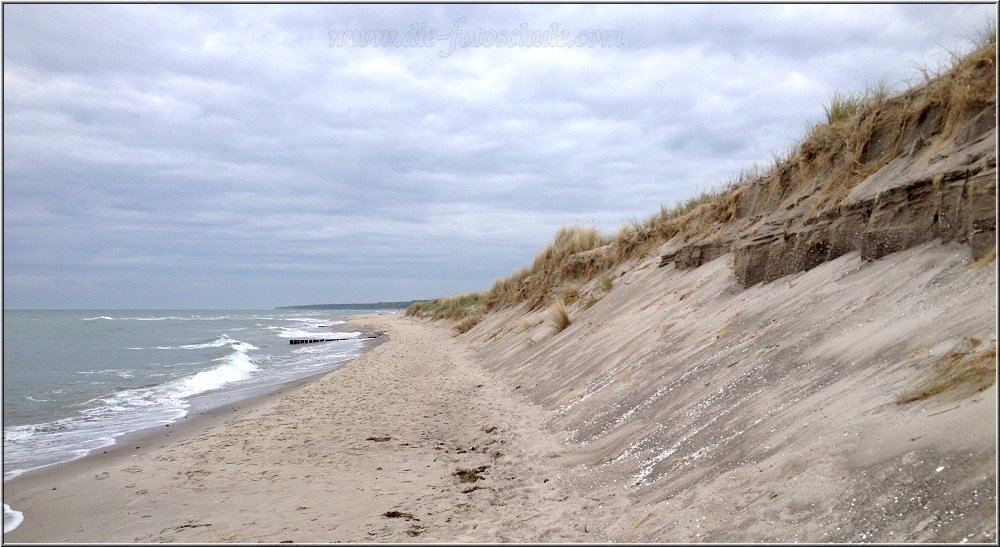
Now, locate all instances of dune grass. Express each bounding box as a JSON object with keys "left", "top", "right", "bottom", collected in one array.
[
  {"left": 976, "top": 21, "right": 996, "bottom": 48},
  {"left": 483, "top": 226, "right": 611, "bottom": 312},
  {"left": 915, "top": 21, "right": 996, "bottom": 85},
  {"left": 559, "top": 283, "right": 582, "bottom": 306},
  {"left": 897, "top": 340, "right": 996, "bottom": 404},
  {"left": 967, "top": 246, "right": 997, "bottom": 269},
  {"left": 549, "top": 298, "right": 571, "bottom": 333},
  {"left": 532, "top": 226, "right": 608, "bottom": 269},
  {"left": 405, "top": 291, "right": 485, "bottom": 321},
  {"left": 413, "top": 37, "right": 996, "bottom": 330},
  {"left": 600, "top": 273, "right": 613, "bottom": 292},
  {"left": 454, "top": 312, "right": 485, "bottom": 334},
  {"left": 822, "top": 79, "right": 893, "bottom": 124}
]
